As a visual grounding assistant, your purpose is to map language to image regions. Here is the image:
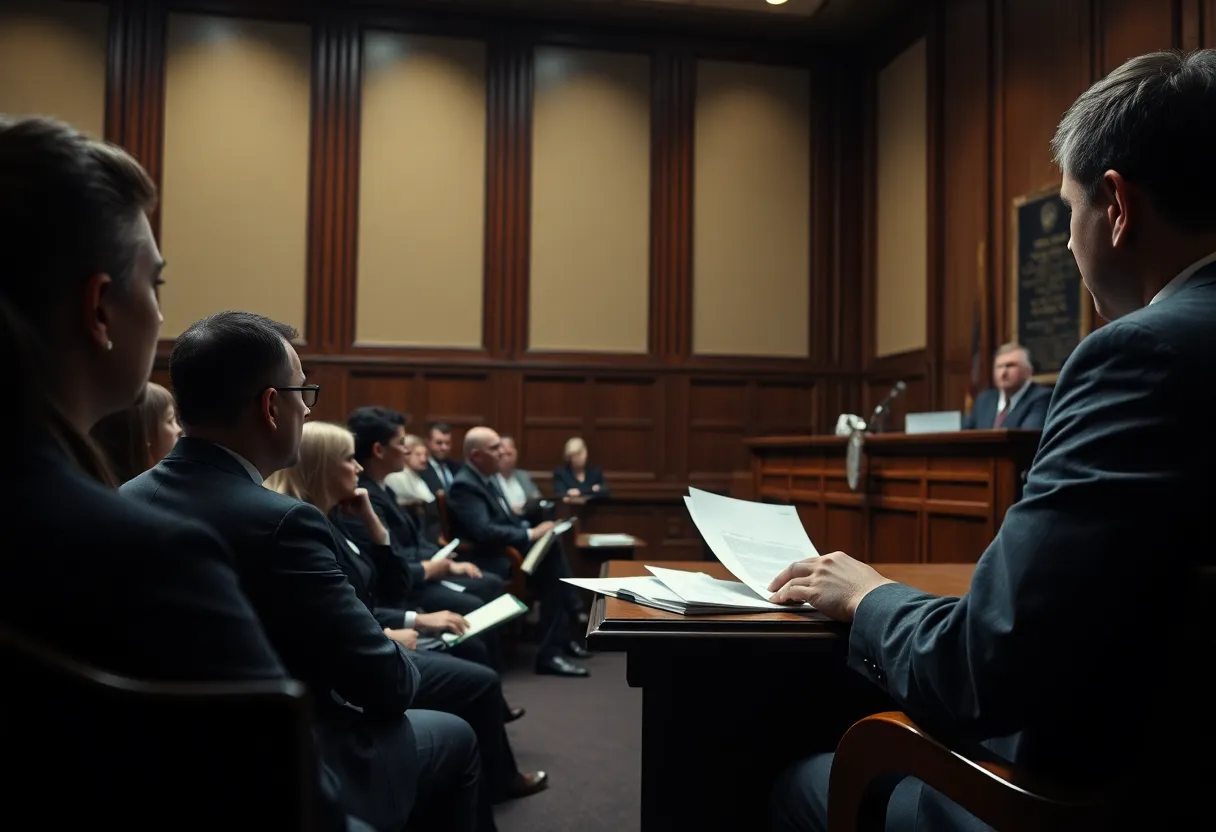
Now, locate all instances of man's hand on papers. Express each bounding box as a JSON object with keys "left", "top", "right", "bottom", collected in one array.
[
  {"left": 529, "top": 521, "right": 555, "bottom": 541},
  {"left": 766, "top": 551, "right": 894, "bottom": 621}
]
